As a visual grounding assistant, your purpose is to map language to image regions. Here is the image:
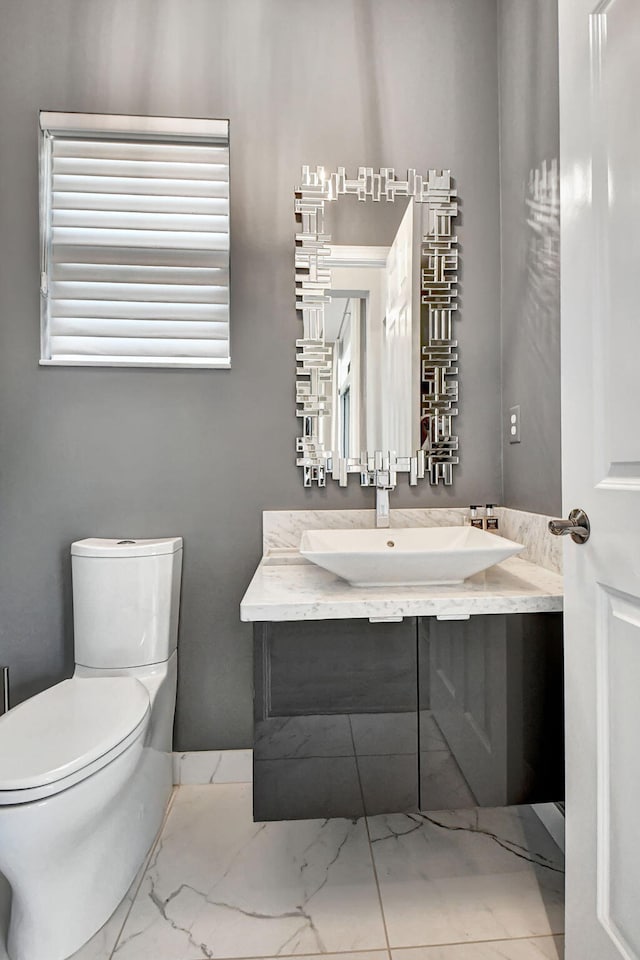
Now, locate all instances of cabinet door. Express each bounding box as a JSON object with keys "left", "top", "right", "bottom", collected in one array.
[
  {"left": 419, "top": 614, "right": 563, "bottom": 810},
  {"left": 426, "top": 616, "right": 509, "bottom": 807},
  {"left": 253, "top": 618, "right": 418, "bottom": 821}
]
